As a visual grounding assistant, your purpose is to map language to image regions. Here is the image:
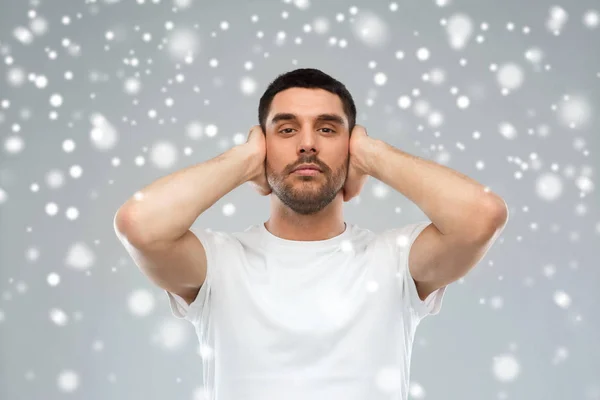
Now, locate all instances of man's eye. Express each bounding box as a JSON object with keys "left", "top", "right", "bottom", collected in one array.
[{"left": 279, "top": 128, "right": 335, "bottom": 134}]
